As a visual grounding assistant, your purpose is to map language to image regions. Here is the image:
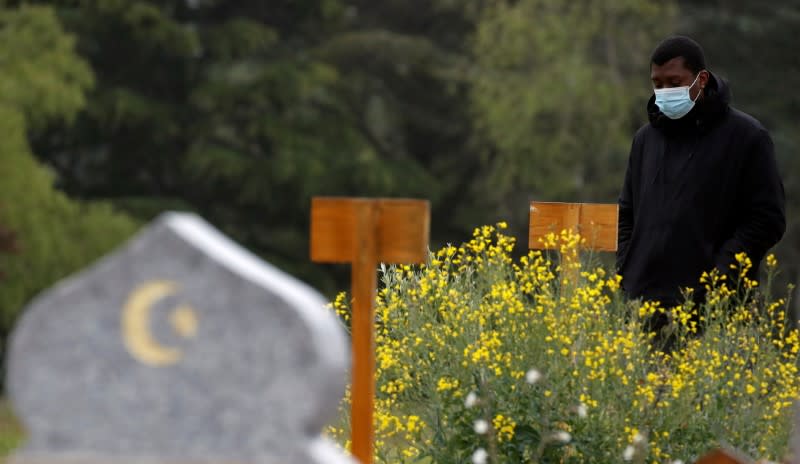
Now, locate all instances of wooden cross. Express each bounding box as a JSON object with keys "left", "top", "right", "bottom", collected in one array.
[
  {"left": 528, "top": 201, "right": 618, "bottom": 252},
  {"left": 310, "top": 197, "right": 430, "bottom": 464},
  {"left": 528, "top": 202, "right": 618, "bottom": 282}
]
